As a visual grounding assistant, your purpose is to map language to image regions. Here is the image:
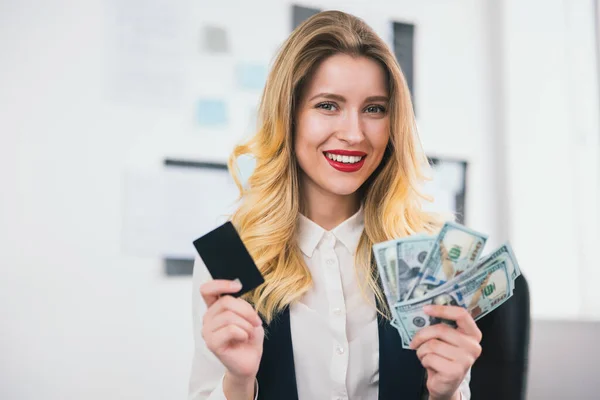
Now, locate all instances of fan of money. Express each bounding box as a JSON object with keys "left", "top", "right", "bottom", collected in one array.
[{"left": 373, "top": 222, "right": 522, "bottom": 349}]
